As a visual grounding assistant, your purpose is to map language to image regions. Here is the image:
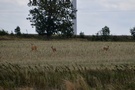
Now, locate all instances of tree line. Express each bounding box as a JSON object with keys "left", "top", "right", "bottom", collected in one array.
[{"left": 1, "top": 25, "right": 135, "bottom": 41}]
